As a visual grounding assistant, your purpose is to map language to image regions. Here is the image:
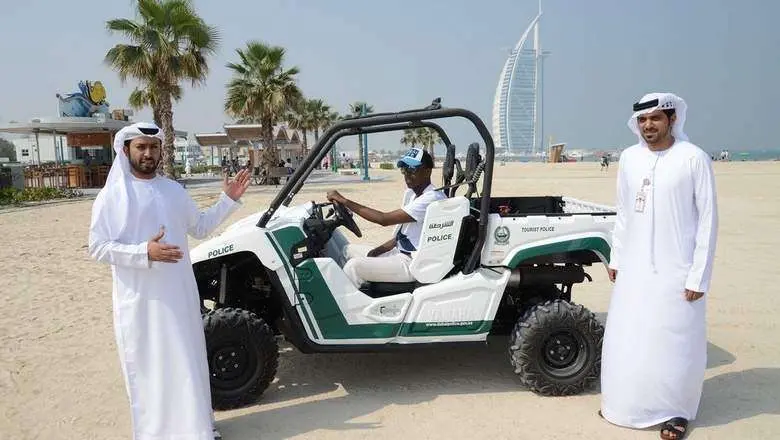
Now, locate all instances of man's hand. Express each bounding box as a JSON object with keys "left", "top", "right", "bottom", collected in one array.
[
  {"left": 325, "top": 191, "right": 412, "bottom": 226},
  {"left": 326, "top": 190, "right": 347, "bottom": 205},
  {"left": 685, "top": 289, "right": 704, "bottom": 302},
  {"left": 367, "top": 247, "right": 384, "bottom": 257},
  {"left": 147, "top": 227, "right": 183, "bottom": 263},
  {"left": 608, "top": 268, "right": 617, "bottom": 282},
  {"left": 223, "top": 169, "right": 251, "bottom": 201},
  {"left": 367, "top": 238, "right": 396, "bottom": 258}
]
